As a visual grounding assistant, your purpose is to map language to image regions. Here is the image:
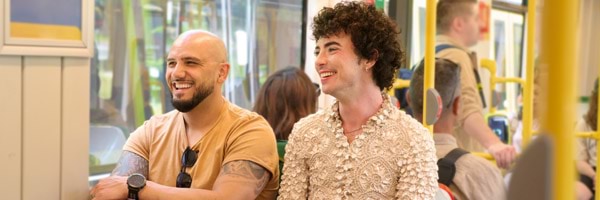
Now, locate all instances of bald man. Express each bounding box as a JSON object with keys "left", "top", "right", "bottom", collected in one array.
[{"left": 91, "top": 30, "right": 279, "bottom": 200}]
